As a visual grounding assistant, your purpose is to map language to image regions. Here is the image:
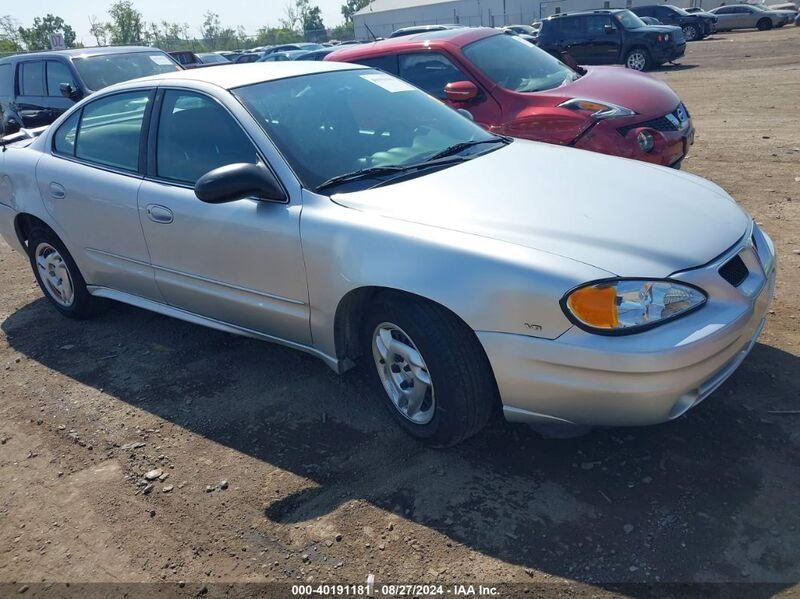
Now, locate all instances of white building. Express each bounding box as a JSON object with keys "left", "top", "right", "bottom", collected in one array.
[{"left": 352, "top": 0, "right": 753, "bottom": 39}]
